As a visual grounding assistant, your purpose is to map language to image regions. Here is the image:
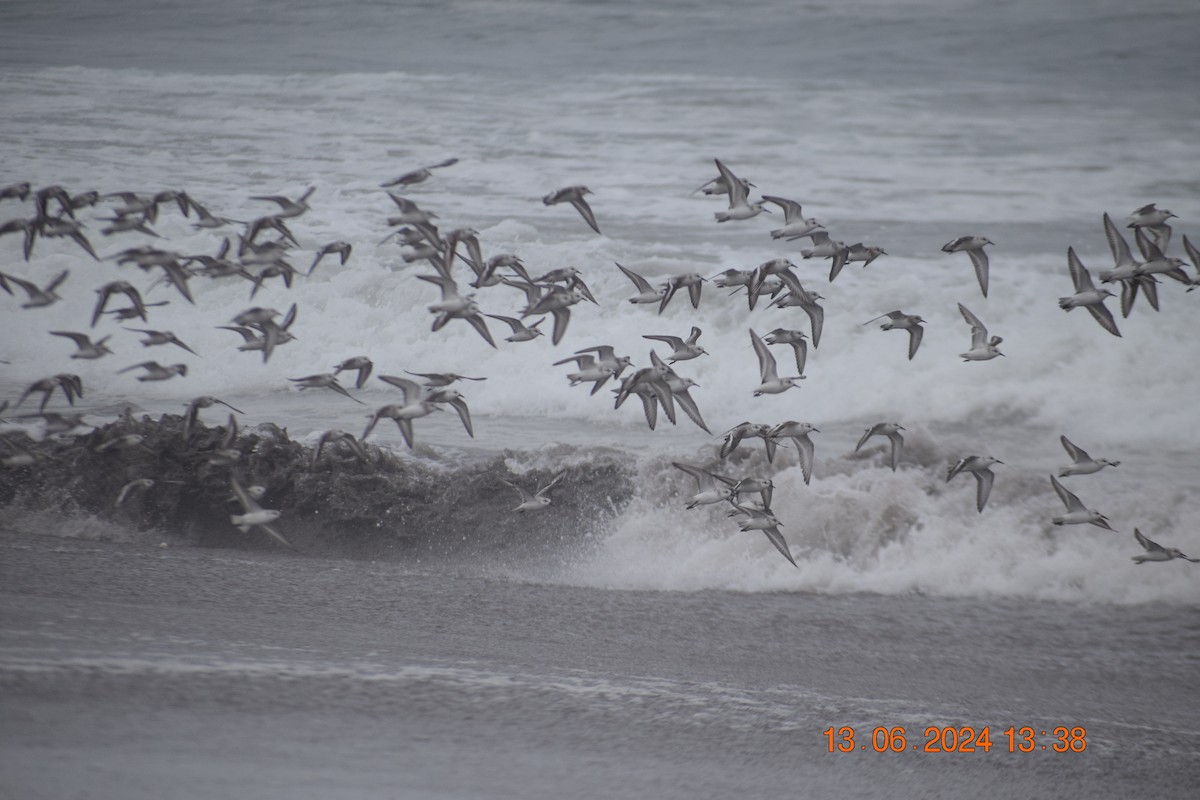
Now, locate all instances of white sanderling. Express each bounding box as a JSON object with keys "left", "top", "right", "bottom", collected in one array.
[
  {"left": 729, "top": 475, "right": 774, "bottom": 509},
  {"left": 114, "top": 478, "right": 155, "bottom": 508},
  {"left": 380, "top": 375, "right": 473, "bottom": 437},
  {"left": 763, "top": 328, "right": 808, "bottom": 374},
  {"left": 769, "top": 274, "right": 825, "bottom": 348},
  {"left": 672, "top": 461, "right": 738, "bottom": 508},
  {"left": 644, "top": 326, "right": 707, "bottom": 363},
  {"left": 712, "top": 159, "right": 767, "bottom": 222},
  {"left": 801, "top": 231, "right": 851, "bottom": 282},
  {"left": 289, "top": 373, "right": 364, "bottom": 404},
  {"left": 230, "top": 476, "right": 297, "bottom": 551},
  {"left": 658, "top": 272, "right": 707, "bottom": 313},
  {"left": 1132, "top": 229, "right": 1191, "bottom": 284},
  {"left": 501, "top": 472, "right": 565, "bottom": 513},
  {"left": 332, "top": 356, "right": 374, "bottom": 389},
  {"left": 555, "top": 353, "right": 617, "bottom": 390},
  {"left": 1100, "top": 212, "right": 1158, "bottom": 317},
  {"left": 118, "top": 361, "right": 188, "bottom": 381},
  {"left": 50, "top": 331, "right": 112, "bottom": 360},
  {"left": 746, "top": 258, "right": 797, "bottom": 308},
  {"left": 181, "top": 396, "right": 244, "bottom": 441},
  {"left": 1059, "top": 246, "right": 1120, "bottom": 337},
  {"left": 719, "top": 421, "right": 775, "bottom": 461},
  {"left": 361, "top": 377, "right": 441, "bottom": 446},
  {"left": 418, "top": 273, "right": 497, "bottom": 348},
  {"left": 616, "top": 262, "right": 667, "bottom": 305},
  {"left": 1125, "top": 203, "right": 1175, "bottom": 229},
  {"left": 942, "top": 235, "right": 994, "bottom": 297},
  {"left": 250, "top": 186, "right": 315, "bottom": 220},
  {"left": 543, "top": 185, "right": 601, "bottom": 234},
  {"left": 946, "top": 455, "right": 1002, "bottom": 513},
  {"left": 1049, "top": 475, "right": 1116, "bottom": 530},
  {"left": 1131, "top": 528, "right": 1198, "bottom": 564},
  {"left": 856, "top": 422, "right": 905, "bottom": 471},
  {"left": 761, "top": 195, "right": 824, "bottom": 240},
  {"left": 380, "top": 158, "right": 459, "bottom": 189},
  {"left": 750, "top": 329, "right": 804, "bottom": 396},
  {"left": 309, "top": 241, "right": 352, "bottom": 274},
  {"left": 768, "top": 421, "right": 818, "bottom": 484},
  {"left": 1057, "top": 435, "right": 1119, "bottom": 476},
  {"left": 957, "top": 303, "right": 1003, "bottom": 361},
  {"left": 846, "top": 243, "right": 887, "bottom": 268},
  {"left": 728, "top": 504, "right": 797, "bottom": 568},
  {"left": 571, "top": 345, "right": 632, "bottom": 395},
  {"left": 14, "top": 374, "right": 82, "bottom": 412},
  {"left": 485, "top": 314, "right": 545, "bottom": 342},
  {"left": 0, "top": 269, "right": 68, "bottom": 309},
  {"left": 124, "top": 327, "right": 197, "bottom": 355},
  {"left": 863, "top": 311, "right": 925, "bottom": 361},
  {"left": 311, "top": 429, "right": 370, "bottom": 469}
]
